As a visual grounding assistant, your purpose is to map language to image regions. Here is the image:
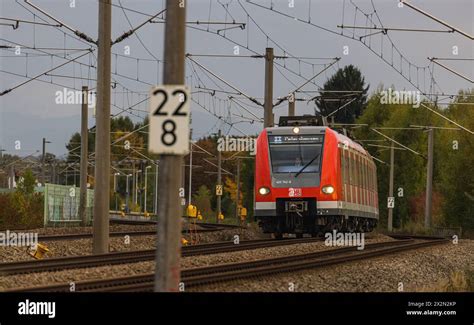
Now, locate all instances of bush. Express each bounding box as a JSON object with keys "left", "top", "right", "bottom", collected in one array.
[{"left": 0, "top": 192, "right": 44, "bottom": 230}]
